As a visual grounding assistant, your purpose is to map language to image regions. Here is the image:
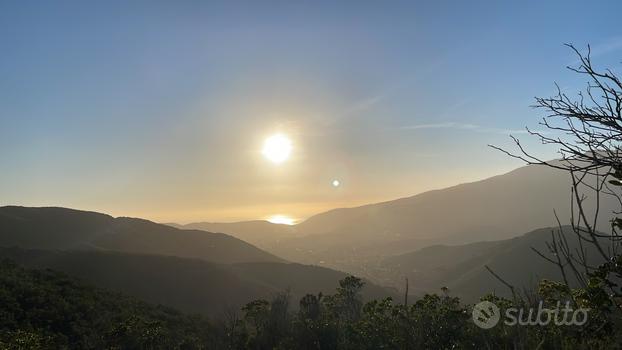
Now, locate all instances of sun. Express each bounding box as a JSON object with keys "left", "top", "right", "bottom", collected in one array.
[{"left": 262, "top": 134, "right": 292, "bottom": 164}]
